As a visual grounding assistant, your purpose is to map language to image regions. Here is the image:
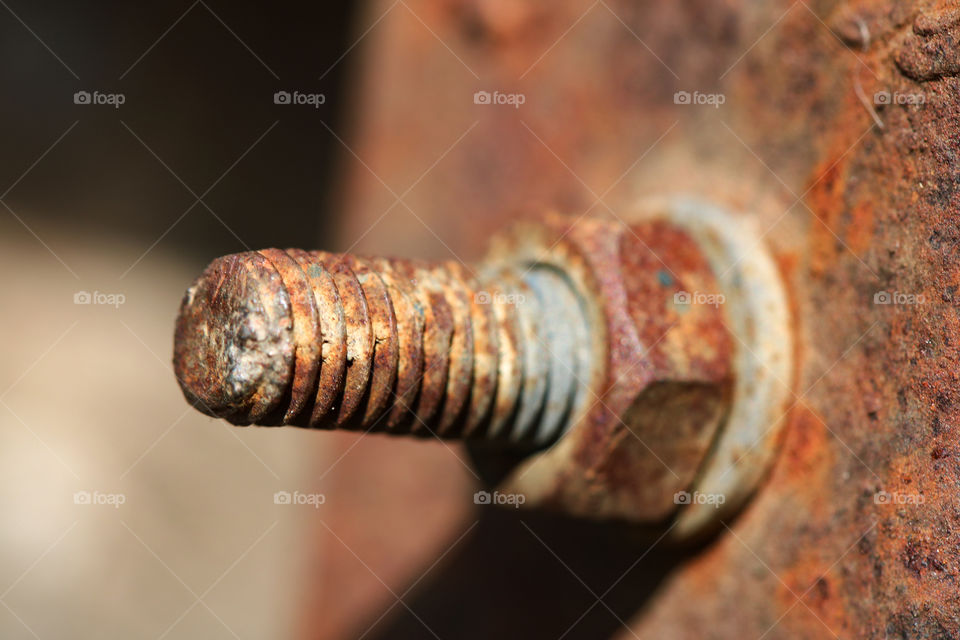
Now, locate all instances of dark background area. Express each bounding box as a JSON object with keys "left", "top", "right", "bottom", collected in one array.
[
  {"left": 0, "top": 1, "right": 357, "bottom": 264},
  {"left": 367, "top": 508, "right": 699, "bottom": 640}
]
